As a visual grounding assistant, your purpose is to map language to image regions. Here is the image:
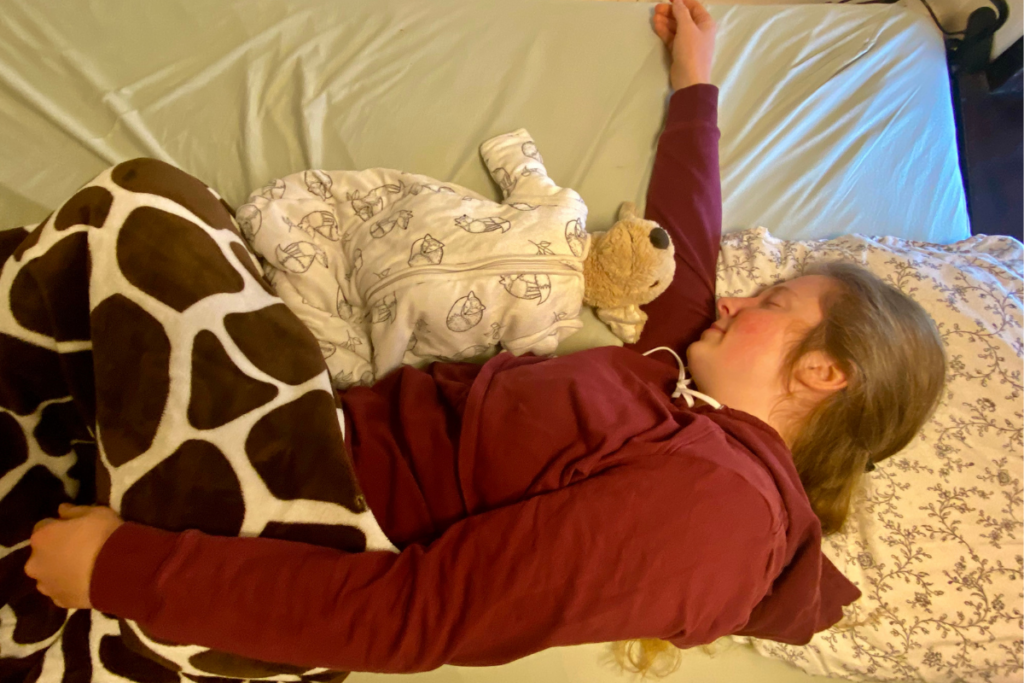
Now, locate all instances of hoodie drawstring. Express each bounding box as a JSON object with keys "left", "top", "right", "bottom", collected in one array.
[{"left": 642, "top": 346, "right": 722, "bottom": 409}]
